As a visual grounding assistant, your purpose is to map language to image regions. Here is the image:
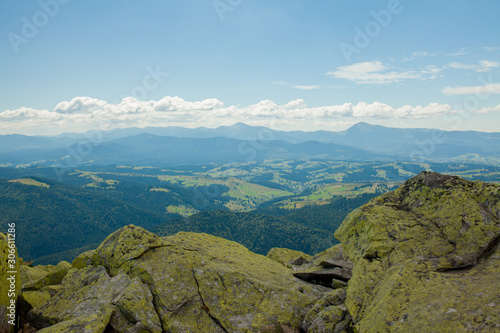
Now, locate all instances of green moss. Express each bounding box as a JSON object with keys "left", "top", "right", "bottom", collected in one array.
[
  {"left": 266, "top": 248, "right": 312, "bottom": 267},
  {"left": 334, "top": 172, "right": 500, "bottom": 332},
  {"left": 29, "top": 265, "right": 161, "bottom": 333},
  {"left": 18, "top": 290, "right": 51, "bottom": 320},
  {"left": 40, "top": 225, "right": 331, "bottom": 332},
  {"left": 21, "top": 261, "right": 71, "bottom": 291},
  {"left": 308, "top": 305, "right": 346, "bottom": 333},
  {"left": 312, "top": 244, "right": 345, "bottom": 266}
]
